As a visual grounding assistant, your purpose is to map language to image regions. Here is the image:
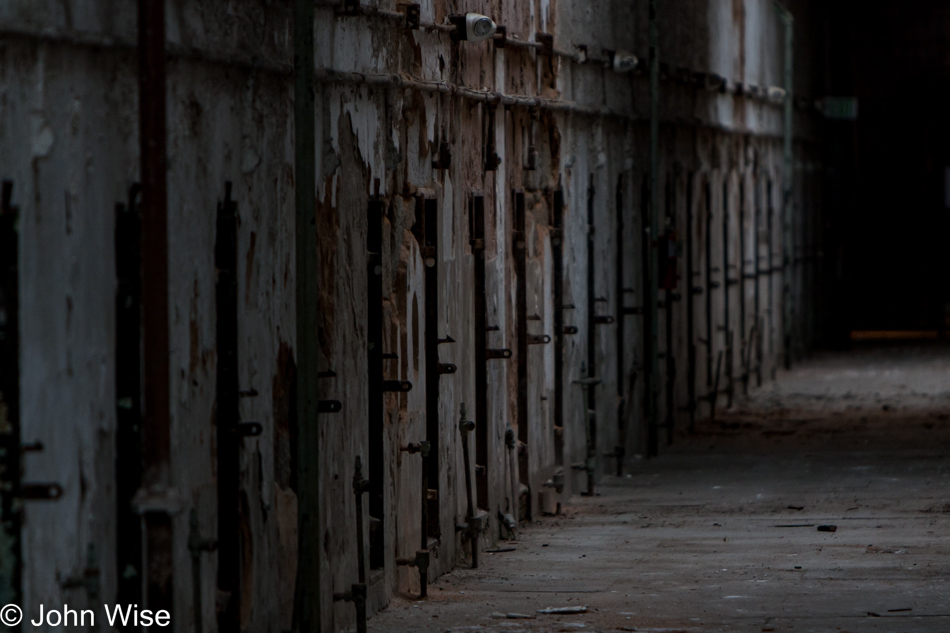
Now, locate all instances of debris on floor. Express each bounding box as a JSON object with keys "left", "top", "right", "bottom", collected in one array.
[{"left": 537, "top": 606, "right": 589, "bottom": 615}]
